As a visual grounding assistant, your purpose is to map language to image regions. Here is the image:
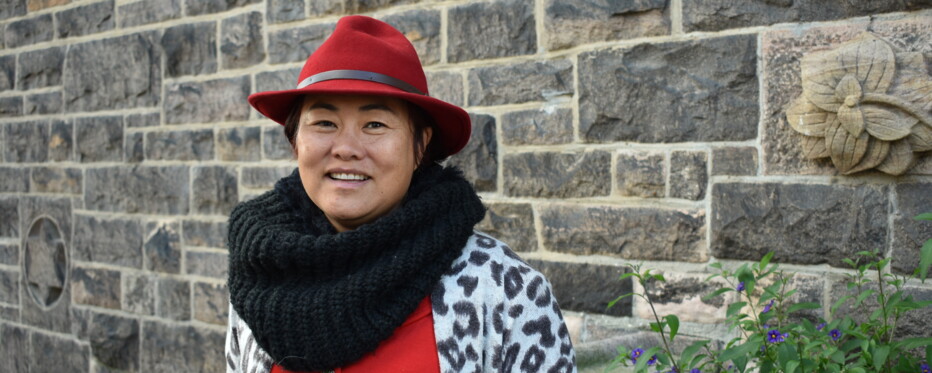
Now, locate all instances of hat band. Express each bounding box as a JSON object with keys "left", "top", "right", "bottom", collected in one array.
[{"left": 296, "top": 70, "right": 425, "bottom": 95}]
